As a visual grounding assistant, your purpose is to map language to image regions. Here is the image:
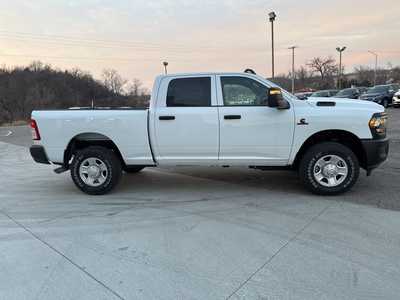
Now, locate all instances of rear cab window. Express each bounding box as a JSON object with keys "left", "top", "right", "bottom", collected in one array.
[{"left": 167, "top": 77, "right": 211, "bottom": 107}]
